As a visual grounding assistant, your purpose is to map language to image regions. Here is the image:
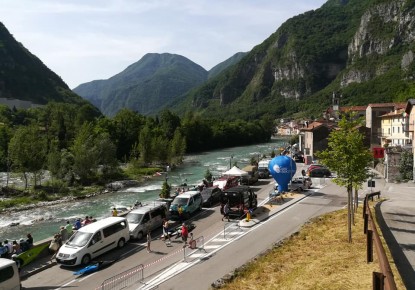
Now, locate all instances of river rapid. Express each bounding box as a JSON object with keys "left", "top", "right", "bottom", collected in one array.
[{"left": 0, "top": 138, "right": 287, "bottom": 242}]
